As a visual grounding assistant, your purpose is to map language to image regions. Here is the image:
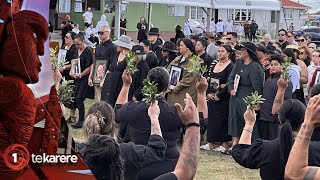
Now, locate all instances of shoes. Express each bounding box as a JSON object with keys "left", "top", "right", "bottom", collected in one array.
[
  {"left": 71, "top": 122, "right": 83, "bottom": 129},
  {"left": 212, "top": 146, "right": 226, "bottom": 152},
  {"left": 200, "top": 144, "right": 211, "bottom": 151},
  {"left": 66, "top": 116, "right": 76, "bottom": 123},
  {"left": 221, "top": 147, "right": 233, "bottom": 155}
]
